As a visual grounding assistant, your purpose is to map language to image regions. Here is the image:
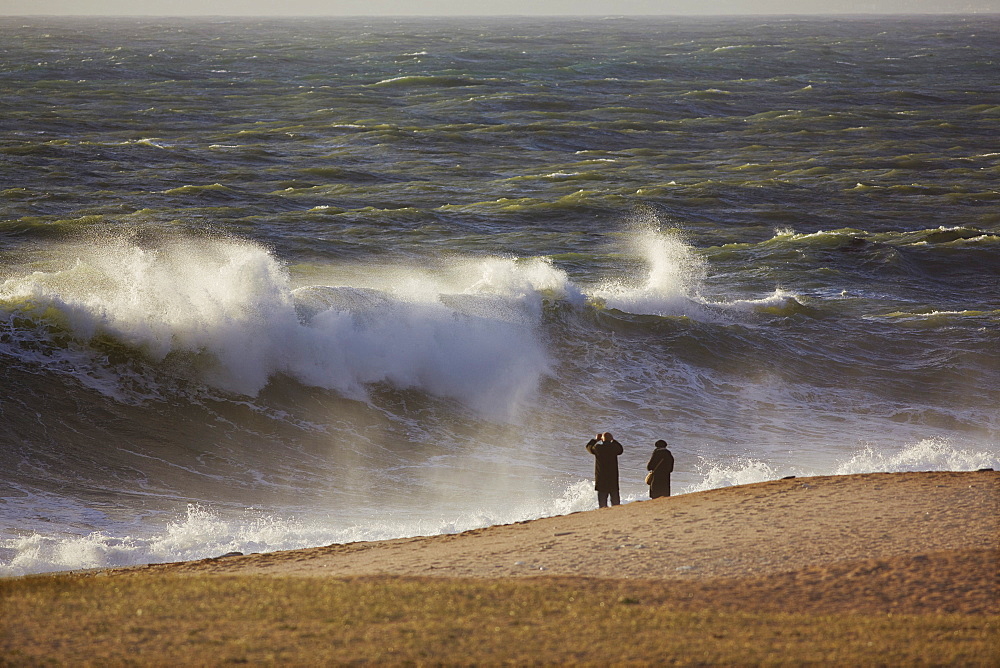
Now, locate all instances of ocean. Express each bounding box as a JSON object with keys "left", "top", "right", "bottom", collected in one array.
[{"left": 1, "top": 15, "right": 997, "bottom": 577}]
